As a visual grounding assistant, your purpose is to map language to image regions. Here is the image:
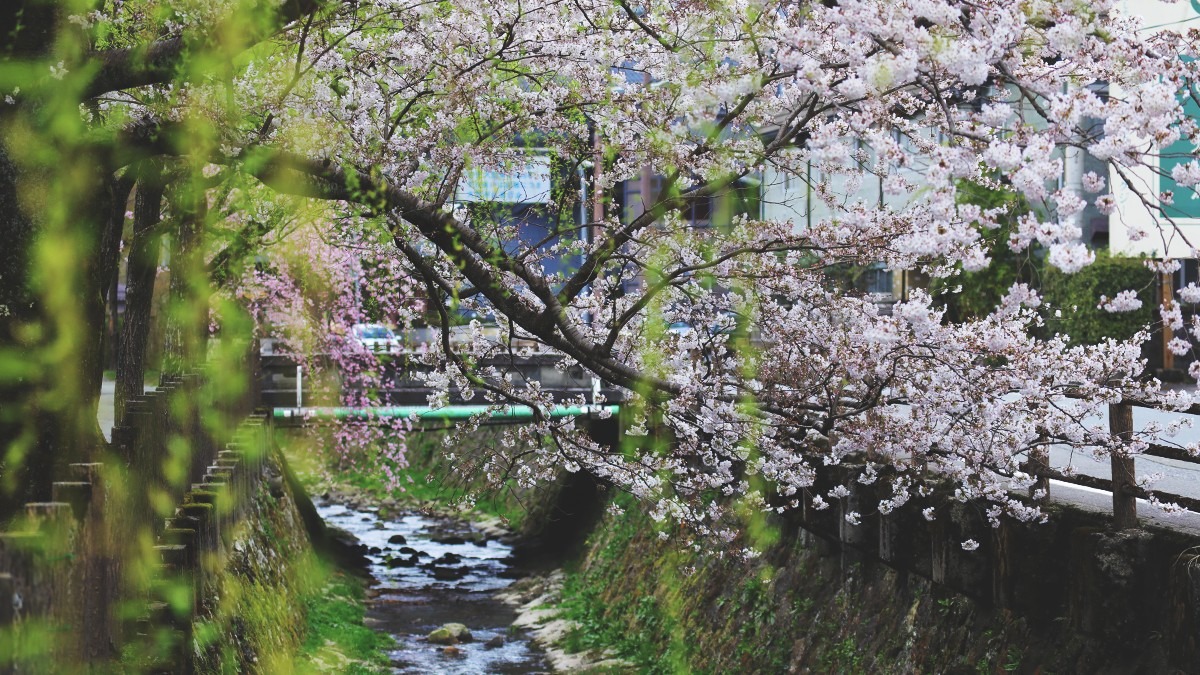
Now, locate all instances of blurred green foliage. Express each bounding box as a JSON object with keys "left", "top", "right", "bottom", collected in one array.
[
  {"left": 930, "top": 180, "right": 1037, "bottom": 323},
  {"left": 931, "top": 181, "right": 1154, "bottom": 346},
  {"left": 1041, "top": 249, "right": 1155, "bottom": 345}
]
